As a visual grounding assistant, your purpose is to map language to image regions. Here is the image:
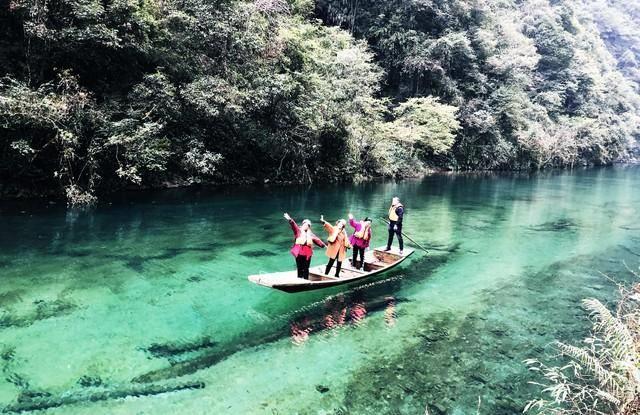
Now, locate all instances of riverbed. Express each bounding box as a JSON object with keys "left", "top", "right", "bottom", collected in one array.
[{"left": 1, "top": 166, "right": 639, "bottom": 414}]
